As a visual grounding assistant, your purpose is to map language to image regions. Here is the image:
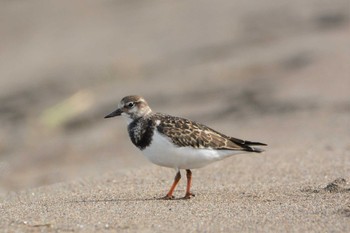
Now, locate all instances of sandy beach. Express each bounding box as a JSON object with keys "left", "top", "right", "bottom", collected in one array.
[{"left": 1, "top": 0, "right": 350, "bottom": 232}]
